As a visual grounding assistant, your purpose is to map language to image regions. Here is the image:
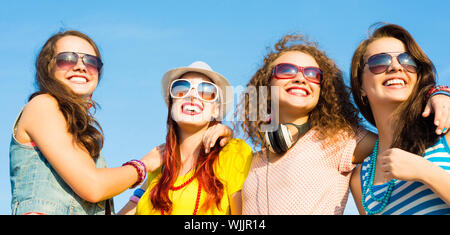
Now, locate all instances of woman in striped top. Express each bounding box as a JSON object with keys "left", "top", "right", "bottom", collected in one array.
[{"left": 350, "top": 23, "right": 450, "bottom": 215}]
